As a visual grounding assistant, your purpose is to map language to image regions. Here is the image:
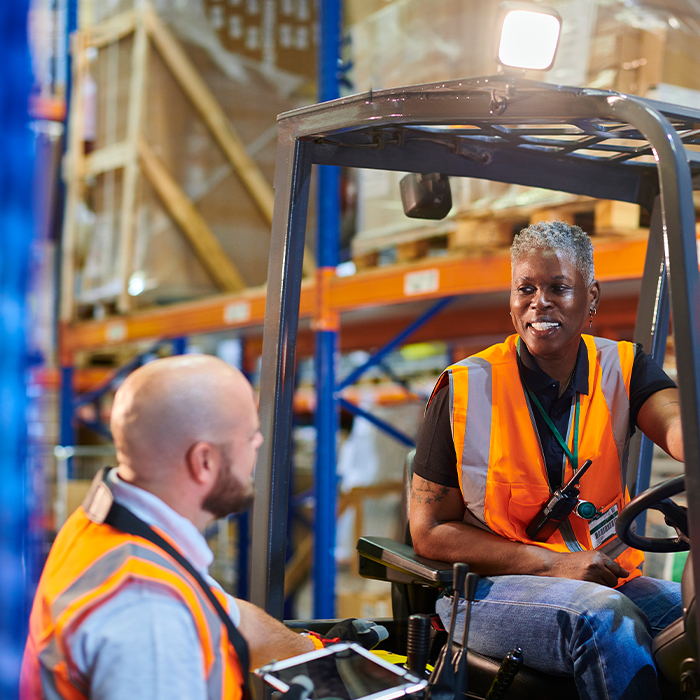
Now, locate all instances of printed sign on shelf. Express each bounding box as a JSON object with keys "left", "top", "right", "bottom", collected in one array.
[
  {"left": 224, "top": 301, "right": 252, "bottom": 324},
  {"left": 404, "top": 268, "right": 440, "bottom": 296},
  {"left": 106, "top": 322, "right": 127, "bottom": 342}
]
